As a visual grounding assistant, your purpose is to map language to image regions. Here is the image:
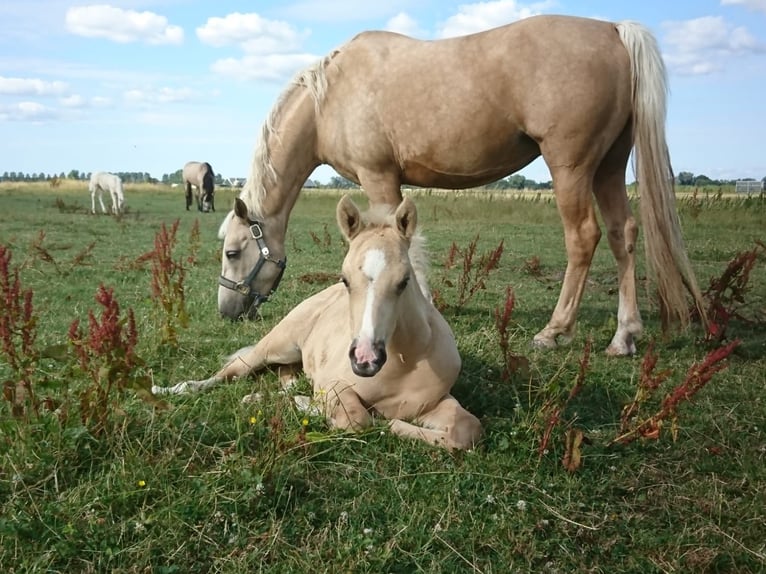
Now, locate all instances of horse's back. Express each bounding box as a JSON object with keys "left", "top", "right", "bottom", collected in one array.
[{"left": 317, "top": 15, "right": 632, "bottom": 187}]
